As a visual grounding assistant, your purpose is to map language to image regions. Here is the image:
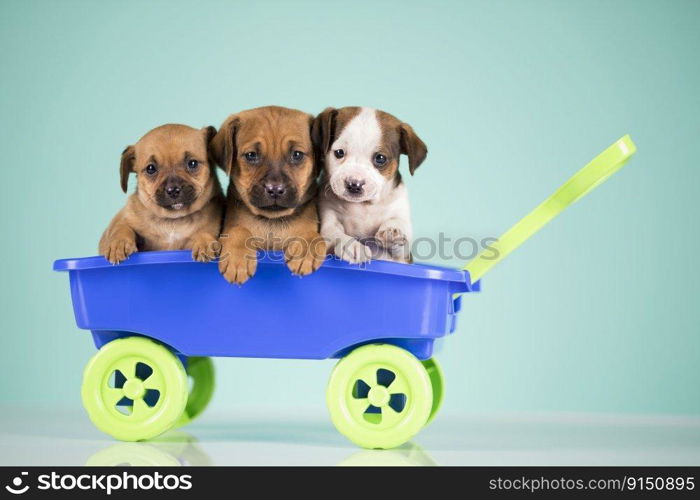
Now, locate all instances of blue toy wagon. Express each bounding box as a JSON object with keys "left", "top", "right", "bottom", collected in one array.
[{"left": 54, "top": 136, "right": 635, "bottom": 448}]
